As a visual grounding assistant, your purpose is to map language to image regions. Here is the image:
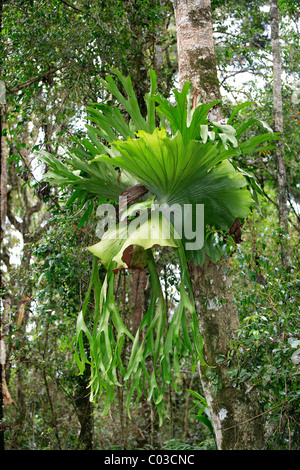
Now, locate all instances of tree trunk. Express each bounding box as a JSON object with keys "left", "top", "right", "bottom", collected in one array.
[
  {"left": 270, "top": 0, "right": 290, "bottom": 267},
  {"left": 173, "top": 0, "right": 265, "bottom": 450},
  {"left": 0, "top": 0, "right": 8, "bottom": 449},
  {"left": 174, "top": 0, "right": 221, "bottom": 105},
  {"left": 0, "top": 102, "right": 6, "bottom": 453},
  {"left": 132, "top": 269, "right": 149, "bottom": 335},
  {"left": 154, "top": 0, "right": 165, "bottom": 79},
  {"left": 188, "top": 259, "right": 264, "bottom": 449},
  {"left": 0, "top": 102, "right": 7, "bottom": 246},
  {"left": 74, "top": 365, "right": 94, "bottom": 450}
]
